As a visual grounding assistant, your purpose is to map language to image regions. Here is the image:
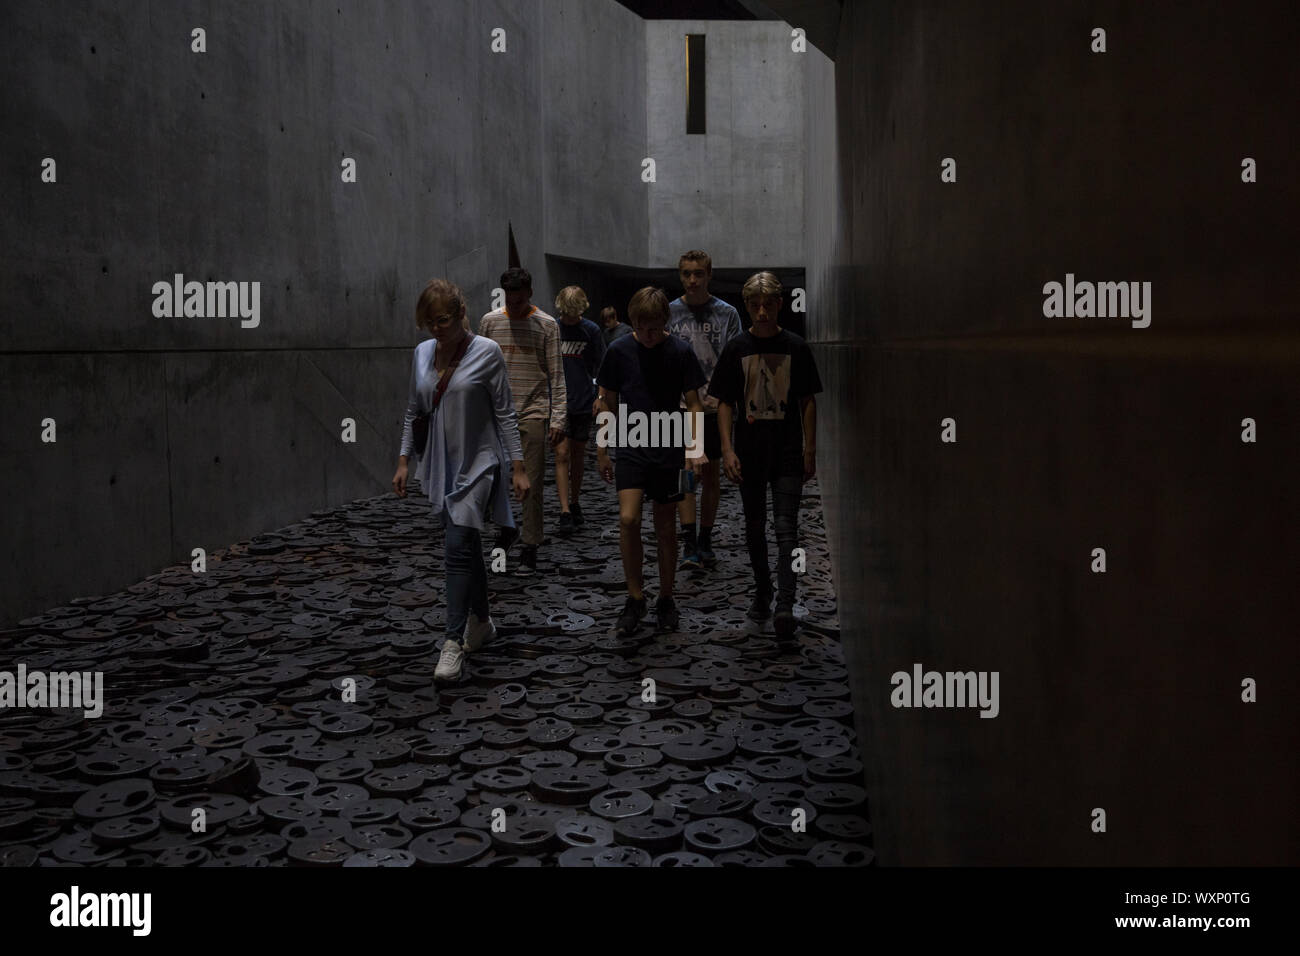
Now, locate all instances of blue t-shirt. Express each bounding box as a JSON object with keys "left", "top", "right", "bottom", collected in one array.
[
  {"left": 595, "top": 333, "right": 706, "bottom": 469},
  {"left": 559, "top": 318, "right": 605, "bottom": 414},
  {"left": 667, "top": 295, "right": 742, "bottom": 404}
]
